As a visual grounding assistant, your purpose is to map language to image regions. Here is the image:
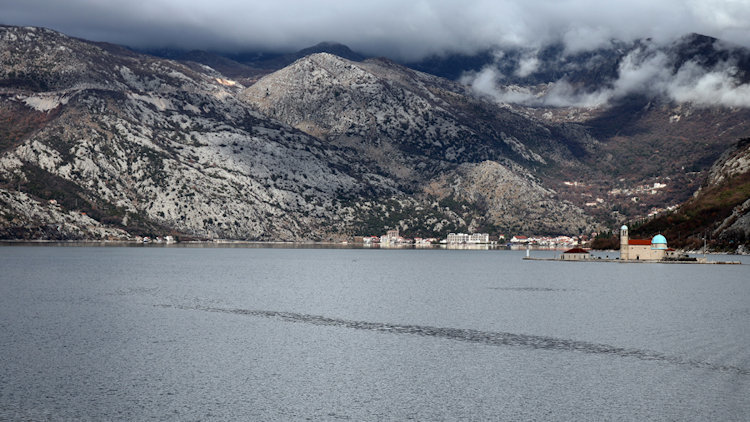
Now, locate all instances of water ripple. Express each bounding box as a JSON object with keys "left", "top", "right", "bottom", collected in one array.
[{"left": 158, "top": 304, "right": 749, "bottom": 376}]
